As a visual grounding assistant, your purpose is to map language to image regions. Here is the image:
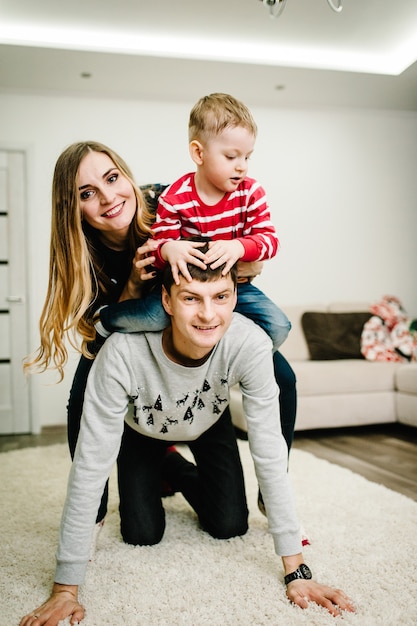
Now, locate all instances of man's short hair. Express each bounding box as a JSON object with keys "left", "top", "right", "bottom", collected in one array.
[{"left": 162, "top": 238, "right": 238, "bottom": 293}]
